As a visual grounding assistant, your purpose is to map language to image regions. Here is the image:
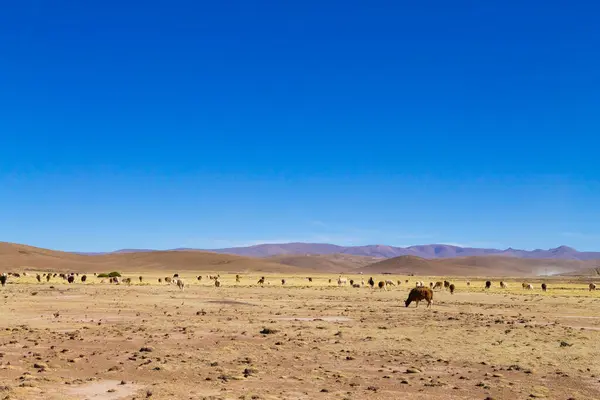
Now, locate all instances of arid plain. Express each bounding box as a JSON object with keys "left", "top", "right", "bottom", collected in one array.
[{"left": 2, "top": 243, "right": 600, "bottom": 399}]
